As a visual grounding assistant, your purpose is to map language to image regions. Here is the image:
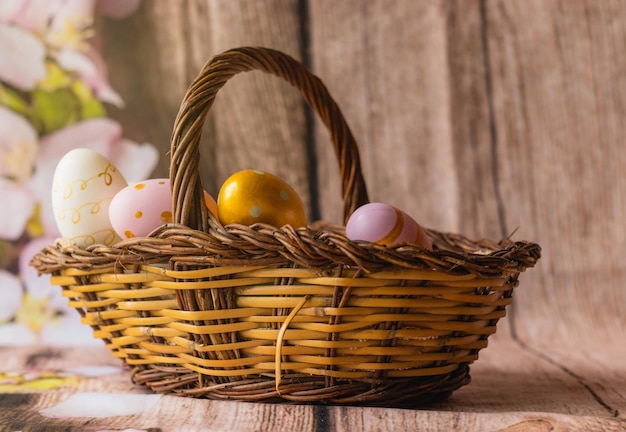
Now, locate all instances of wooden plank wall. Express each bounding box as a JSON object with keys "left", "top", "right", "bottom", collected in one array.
[{"left": 98, "top": 0, "right": 626, "bottom": 422}]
